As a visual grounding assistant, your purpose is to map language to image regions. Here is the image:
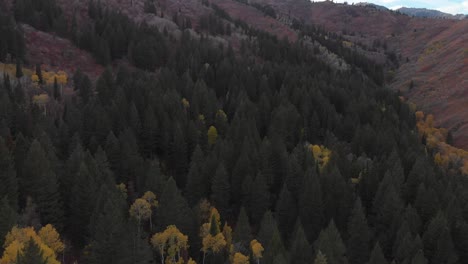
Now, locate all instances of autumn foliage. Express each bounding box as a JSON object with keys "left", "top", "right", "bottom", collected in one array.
[
  {"left": 1, "top": 225, "right": 63, "bottom": 264},
  {"left": 415, "top": 111, "right": 468, "bottom": 175}
]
